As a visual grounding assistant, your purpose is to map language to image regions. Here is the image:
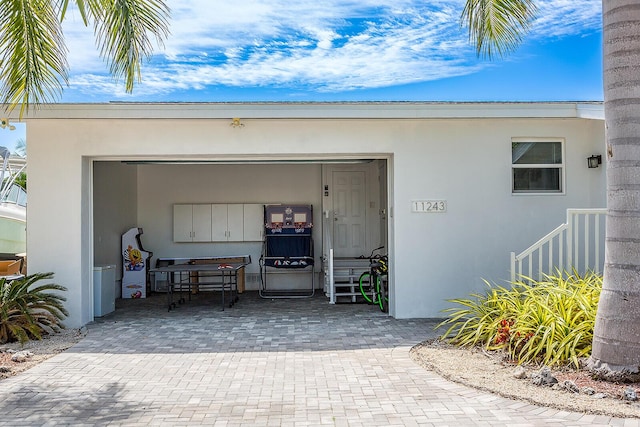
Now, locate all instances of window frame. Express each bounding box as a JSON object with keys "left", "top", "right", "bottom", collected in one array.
[{"left": 511, "top": 137, "right": 566, "bottom": 195}]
